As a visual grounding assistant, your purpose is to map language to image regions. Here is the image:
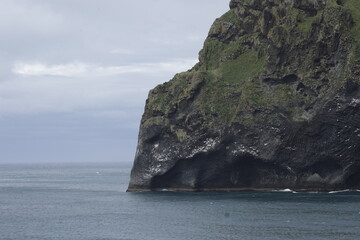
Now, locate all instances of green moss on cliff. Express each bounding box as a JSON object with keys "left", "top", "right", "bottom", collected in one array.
[
  {"left": 149, "top": 88, "right": 170, "bottom": 113},
  {"left": 219, "top": 50, "right": 266, "bottom": 83},
  {"left": 344, "top": 0, "right": 360, "bottom": 59},
  {"left": 200, "top": 38, "right": 246, "bottom": 70},
  {"left": 221, "top": 9, "right": 239, "bottom": 23},
  {"left": 298, "top": 15, "right": 318, "bottom": 32},
  {"left": 201, "top": 50, "right": 266, "bottom": 124}
]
